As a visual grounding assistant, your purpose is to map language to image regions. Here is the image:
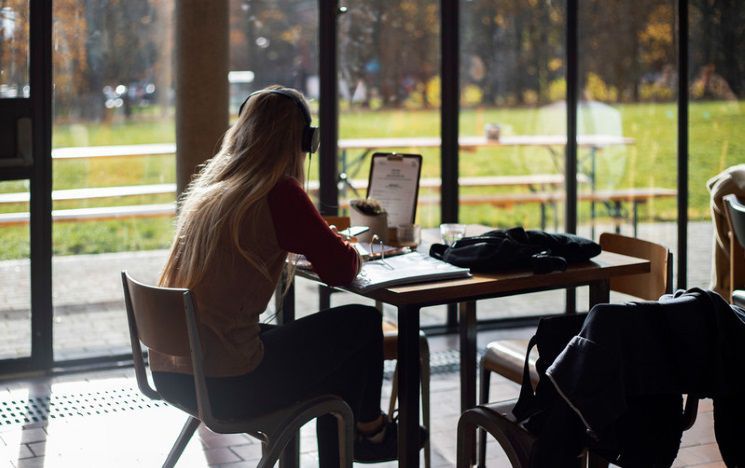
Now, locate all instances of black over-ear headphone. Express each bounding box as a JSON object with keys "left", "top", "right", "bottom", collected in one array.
[{"left": 238, "top": 89, "right": 320, "bottom": 154}]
